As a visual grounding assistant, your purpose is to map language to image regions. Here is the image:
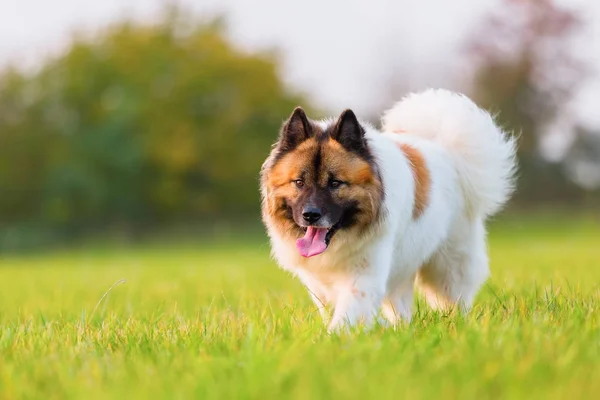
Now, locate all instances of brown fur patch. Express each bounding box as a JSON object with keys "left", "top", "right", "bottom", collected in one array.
[
  {"left": 320, "top": 139, "right": 378, "bottom": 186},
  {"left": 398, "top": 143, "right": 430, "bottom": 219}
]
